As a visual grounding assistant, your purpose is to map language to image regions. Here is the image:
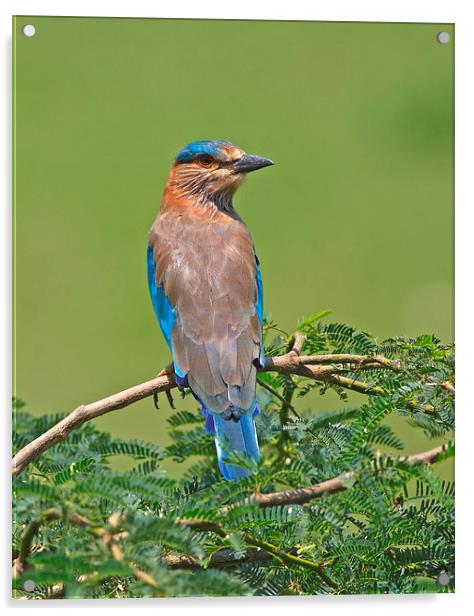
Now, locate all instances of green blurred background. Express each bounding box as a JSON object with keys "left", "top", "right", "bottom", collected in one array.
[{"left": 13, "top": 17, "right": 454, "bottom": 476}]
